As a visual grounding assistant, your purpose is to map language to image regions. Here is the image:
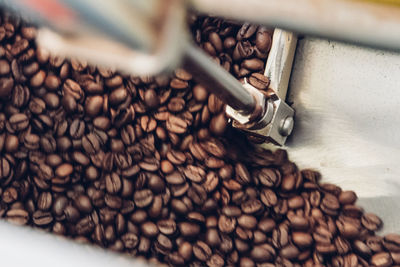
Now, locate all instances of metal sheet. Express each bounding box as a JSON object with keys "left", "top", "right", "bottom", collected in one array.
[{"left": 286, "top": 37, "right": 400, "bottom": 234}]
